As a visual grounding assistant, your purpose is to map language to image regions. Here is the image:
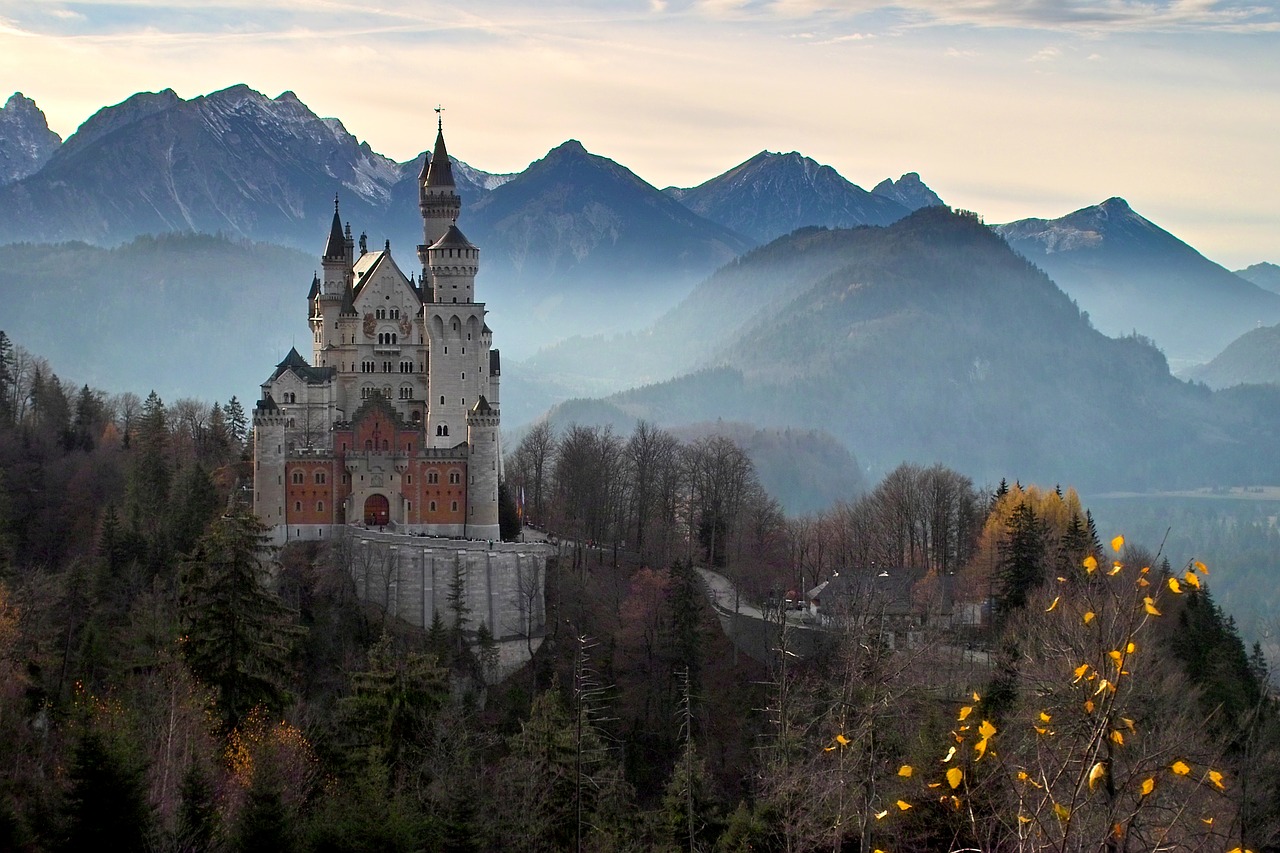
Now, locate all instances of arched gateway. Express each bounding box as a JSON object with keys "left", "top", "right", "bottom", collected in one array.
[{"left": 363, "top": 494, "right": 389, "bottom": 526}]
